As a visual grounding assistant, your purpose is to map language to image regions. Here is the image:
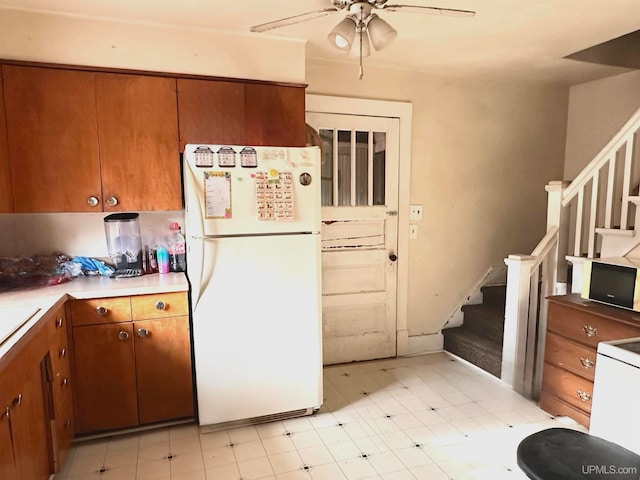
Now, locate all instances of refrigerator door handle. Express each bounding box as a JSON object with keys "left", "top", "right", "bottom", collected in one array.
[{"left": 189, "top": 236, "right": 205, "bottom": 306}]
